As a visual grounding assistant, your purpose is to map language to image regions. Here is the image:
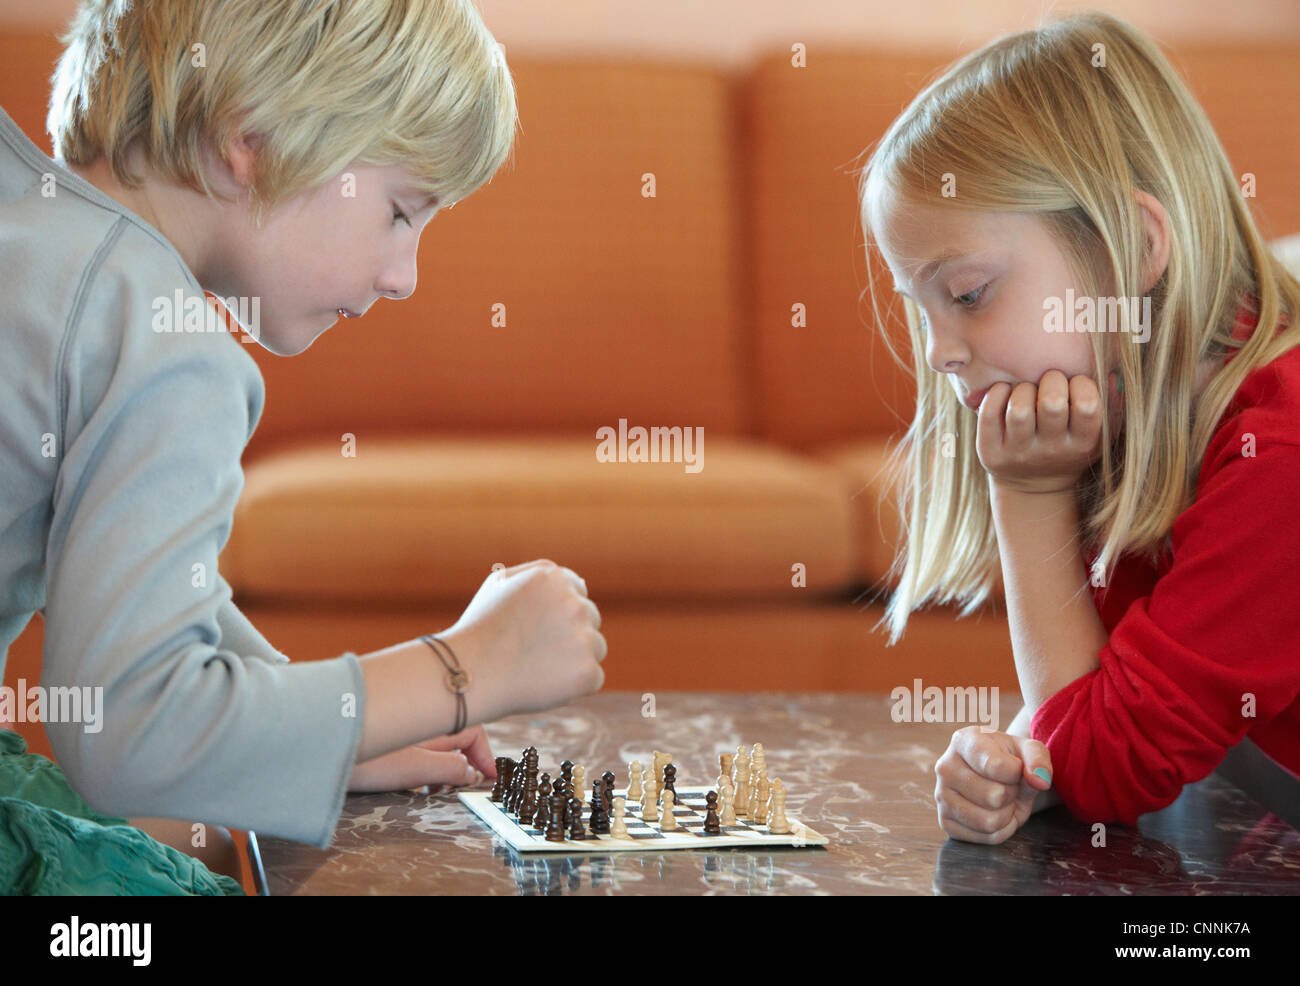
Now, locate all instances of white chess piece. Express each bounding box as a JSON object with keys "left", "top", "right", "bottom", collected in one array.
[
  {"left": 627, "top": 760, "right": 643, "bottom": 801},
  {"left": 571, "top": 765, "right": 585, "bottom": 808},
  {"left": 717, "top": 752, "right": 734, "bottom": 794},
  {"left": 640, "top": 780, "right": 659, "bottom": 823},
  {"left": 767, "top": 778, "right": 791, "bottom": 834},
  {"left": 611, "top": 797, "right": 632, "bottom": 839},
  {"left": 733, "top": 748, "right": 750, "bottom": 817},
  {"left": 659, "top": 789, "right": 678, "bottom": 831},
  {"left": 719, "top": 778, "right": 737, "bottom": 826}
]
